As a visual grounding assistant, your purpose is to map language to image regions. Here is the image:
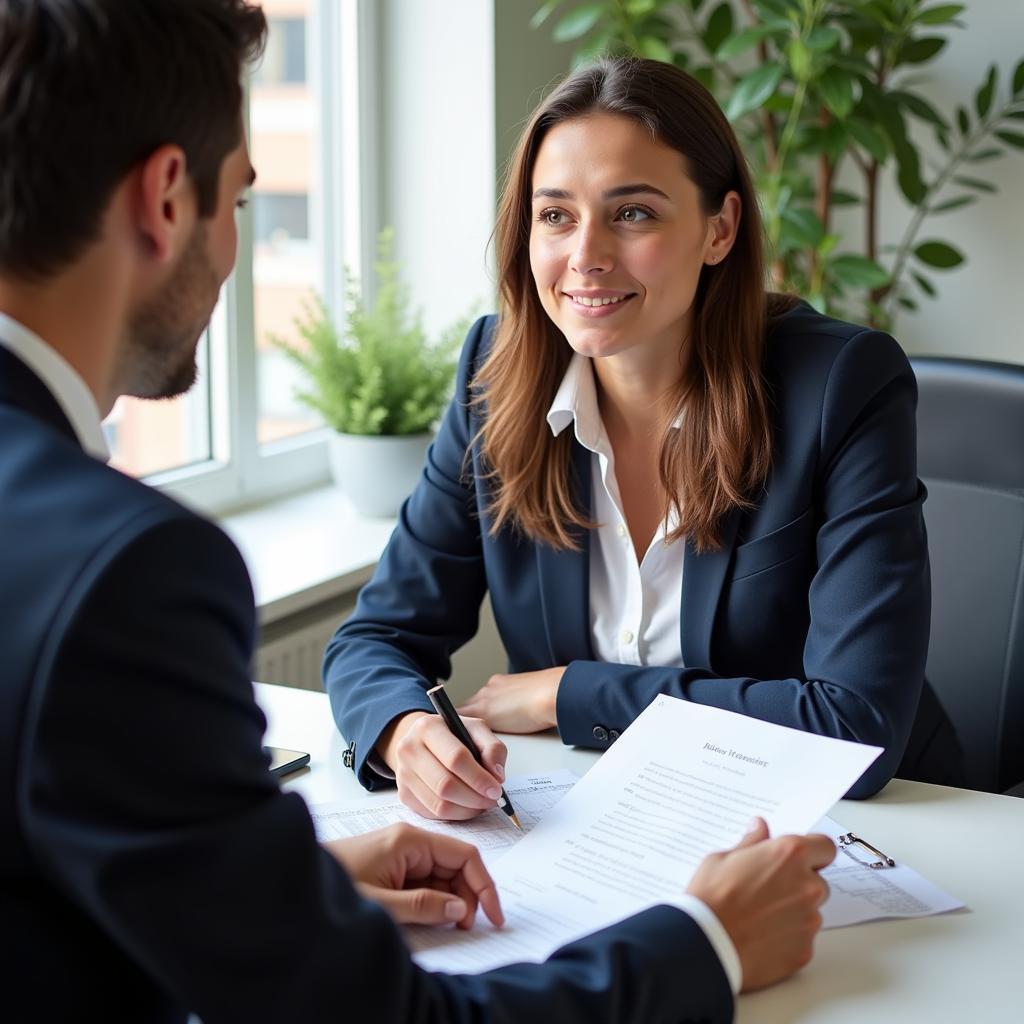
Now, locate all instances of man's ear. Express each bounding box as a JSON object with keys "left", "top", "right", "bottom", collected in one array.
[{"left": 136, "top": 145, "right": 194, "bottom": 265}]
